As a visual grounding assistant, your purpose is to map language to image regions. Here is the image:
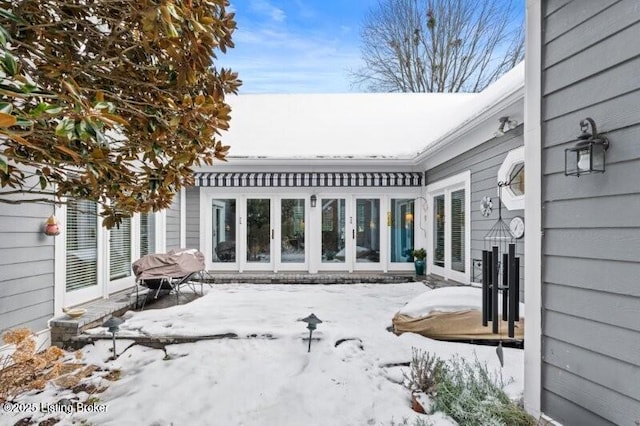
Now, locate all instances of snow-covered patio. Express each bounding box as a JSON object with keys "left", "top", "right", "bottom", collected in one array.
[{"left": 4, "top": 283, "right": 524, "bottom": 426}]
